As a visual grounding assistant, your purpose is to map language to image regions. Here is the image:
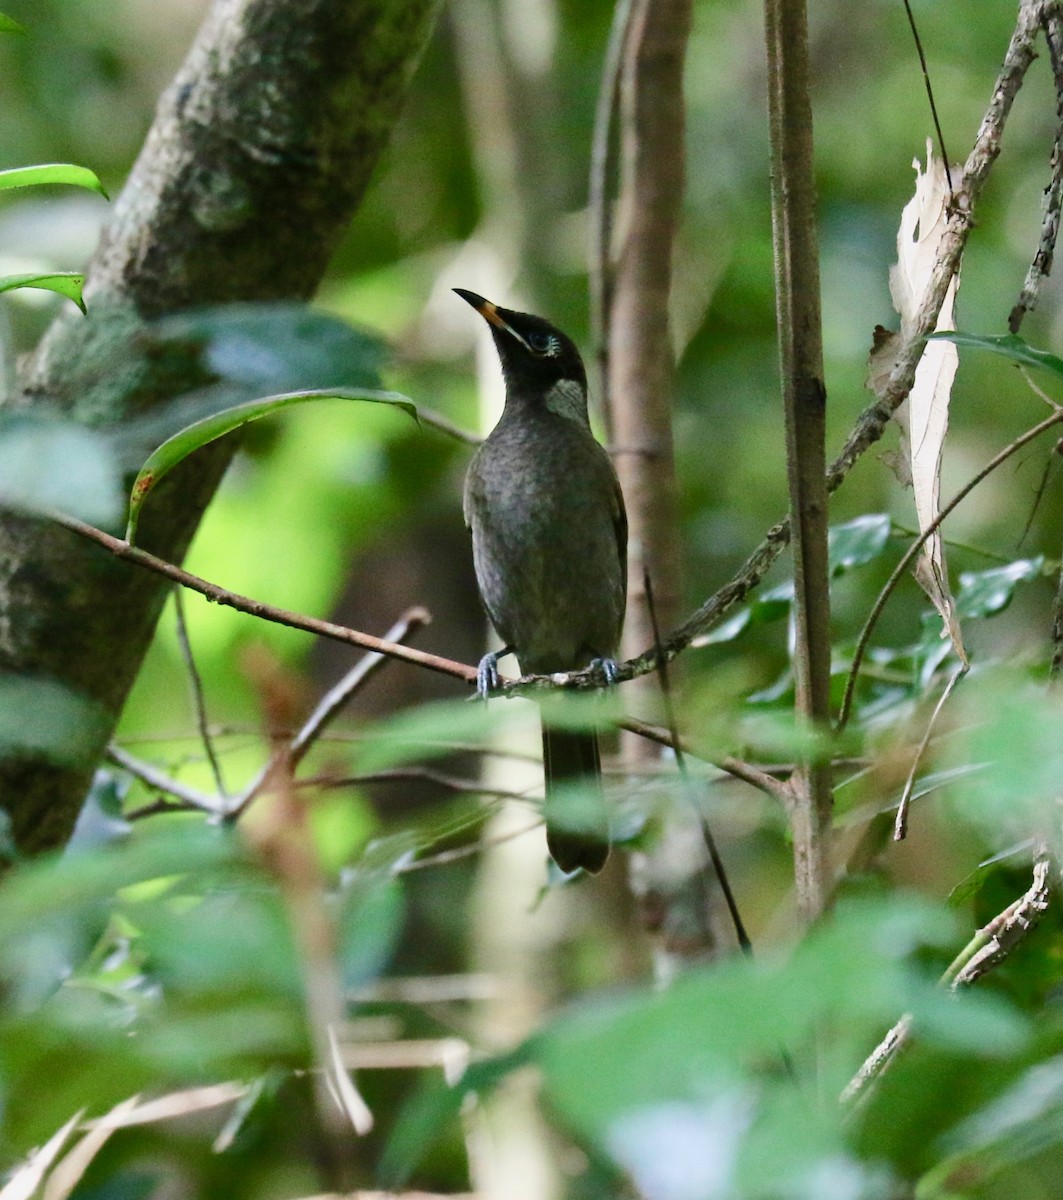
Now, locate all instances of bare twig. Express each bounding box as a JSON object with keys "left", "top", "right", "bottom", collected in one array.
[
  {"left": 842, "top": 850, "right": 1054, "bottom": 1105},
  {"left": 902, "top": 0, "right": 954, "bottom": 193},
  {"left": 1009, "top": 7, "right": 1063, "bottom": 331},
  {"left": 838, "top": 409, "right": 1063, "bottom": 728},
  {"left": 765, "top": 0, "right": 833, "bottom": 922},
  {"left": 646, "top": 572, "right": 752, "bottom": 952},
  {"left": 173, "top": 587, "right": 227, "bottom": 798},
  {"left": 106, "top": 743, "right": 221, "bottom": 814},
  {"left": 50, "top": 510, "right": 476, "bottom": 686},
  {"left": 894, "top": 664, "right": 967, "bottom": 840},
  {"left": 225, "top": 608, "right": 431, "bottom": 821}
]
